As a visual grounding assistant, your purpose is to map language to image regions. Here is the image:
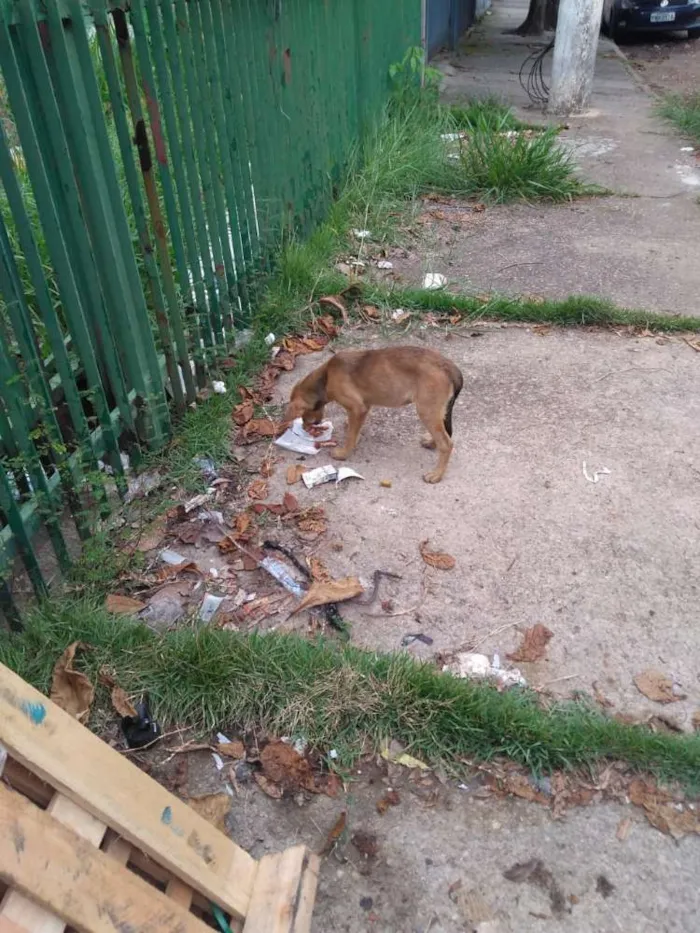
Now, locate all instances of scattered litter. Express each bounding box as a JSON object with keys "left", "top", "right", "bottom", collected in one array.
[
  {"left": 212, "top": 381, "right": 226, "bottom": 395},
  {"left": 139, "top": 592, "right": 186, "bottom": 632},
  {"left": 320, "top": 811, "right": 347, "bottom": 855},
  {"left": 260, "top": 556, "right": 306, "bottom": 598},
  {"left": 507, "top": 624, "right": 553, "bottom": 663},
  {"left": 634, "top": 669, "right": 685, "bottom": 704},
  {"left": 235, "top": 329, "right": 253, "bottom": 348},
  {"left": 391, "top": 308, "right": 410, "bottom": 323},
  {"left": 379, "top": 479, "right": 392, "bottom": 488},
  {"left": 419, "top": 539, "right": 456, "bottom": 570},
  {"left": 184, "top": 492, "right": 211, "bottom": 513},
  {"left": 160, "top": 548, "right": 188, "bottom": 566},
  {"left": 302, "top": 465, "right": 365, "bottom": 488},
  {"left": 275, "top": 418, "right": 334, "bottom": 456},
  {"left": 441, "top": 132, "right": 466, "bottom": 142},
  {"left": 124, "top": 470, "right": 162, "bottom": 504},
  {"left": 351, "top": 831, "right": 378, "bottom": 860},
  {"left": 401, "top": 633, "right": 434, "bottom": 647},
  {"left": 193, "top": 456, "right": 218, "bottom": 483},
  {"left": 187, "top": 794, "right": 230, "bottom": 834},
  {"left": 376, "top": 789, "right": 400, "bottom": 815},
  {"left": 264, "top": 332, "right": 276, "bottom": 346},
  {"left": 444, "top": 652, "right": 526, "bottom": 688},
  {"left": 199, "top": 593, "right": 225, "bottom": 624},
  {"left": 582, "top": 462, "right": 611, "bottom": 484},
  {"left": 105, "top": 594, "right": 146, "bottom": 617},
  {"left": 423, "top": 272, "right": 447, "bottom": 290},
  {"left": 352, "top": 228, "right": 371, "bottom": 239},
  {"left": 376, "top": 260, "right": 393, "bottom": 270},
  {"left": 380, "top": 739, "right": 430, "bottom": 771},
  {"left": 50, "top": 642, "right": 94, "bottom": 722},
  {"left": 329, "top": 748, "right": 339, "bottom": 760},
  {"left": 121, "top": 697, "right": 161, "bottom": 749},
  {"left": 199, "top": 509, "right": 224, "bottom": 525},
  {"left": 681, "top": 146, "right": 695, "bottom": 152}
]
